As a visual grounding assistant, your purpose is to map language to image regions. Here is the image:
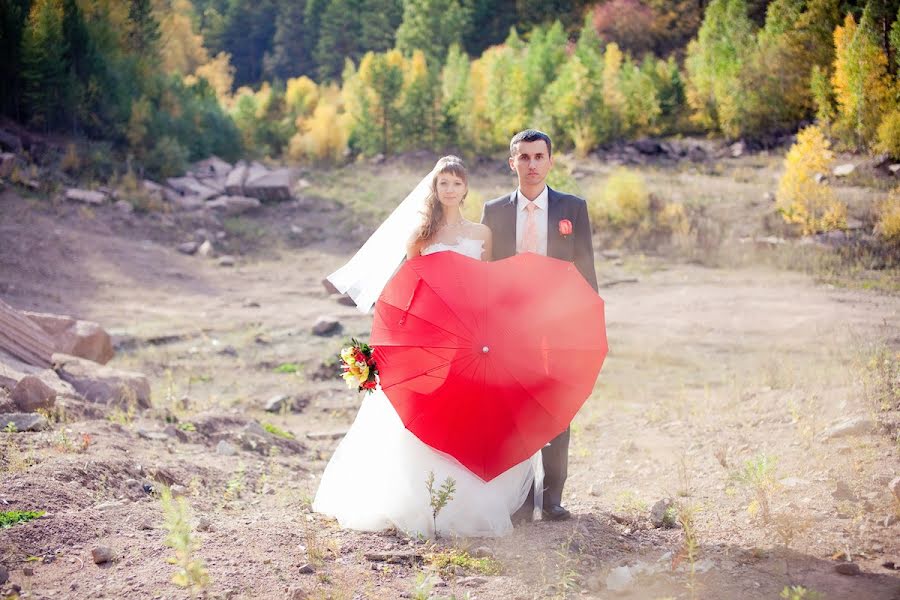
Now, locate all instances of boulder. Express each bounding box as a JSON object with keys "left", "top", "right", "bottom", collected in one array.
[
  {"left": 11, "top": 375, "right": 56, "bottom": 412},
  {"left": 65, "top": 188, "right": 108, "bottom": 205},
  {"left": 23, "top": 311, "right": 114, "bottom": 364},
  {"left": 191, "top": 156, "right": 232, "bottom": 179},
  {"left": 0, "top": 412, "right": 50, "bottom": 432},
  {"left": 225, "top": 161, "right": 249, "bottom": 195},
  {"left": 162, "top": 187, "right": 205, "bottom": 211},
  {"left": 819, "top": 416, "right": 876, "bottom": 440},
  {"left": 0, "top": 152, "right": 17, "bottom": 178},
  {"left": 0, "top": 129, "right": 22, "bottom": 153},
  {"left": 312, "top": 317, "right": 341, "bottom": 337},
  {"left": 205, "top": 195, "right": 261, "bottom": 216},
  {"left": 0, "top": 349, "right": 78, "bottom": 398},
  {"left": 833, "top": 163, "right": 856, "bottom": 177},
  {"left": 244, "top": 167, "right": 298, "bottom": 202},
  {"left": 53, "top": 353, "right": 151, "bottom": 408},
  {"left": 0, "top": 298, "right": 56, "bottom": 367},
  {"left": 165, "top": 176, "right": 221, "bottom": 201},
  {"left": 889, "top": 164, "right": 900, "bottom": 175}
]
